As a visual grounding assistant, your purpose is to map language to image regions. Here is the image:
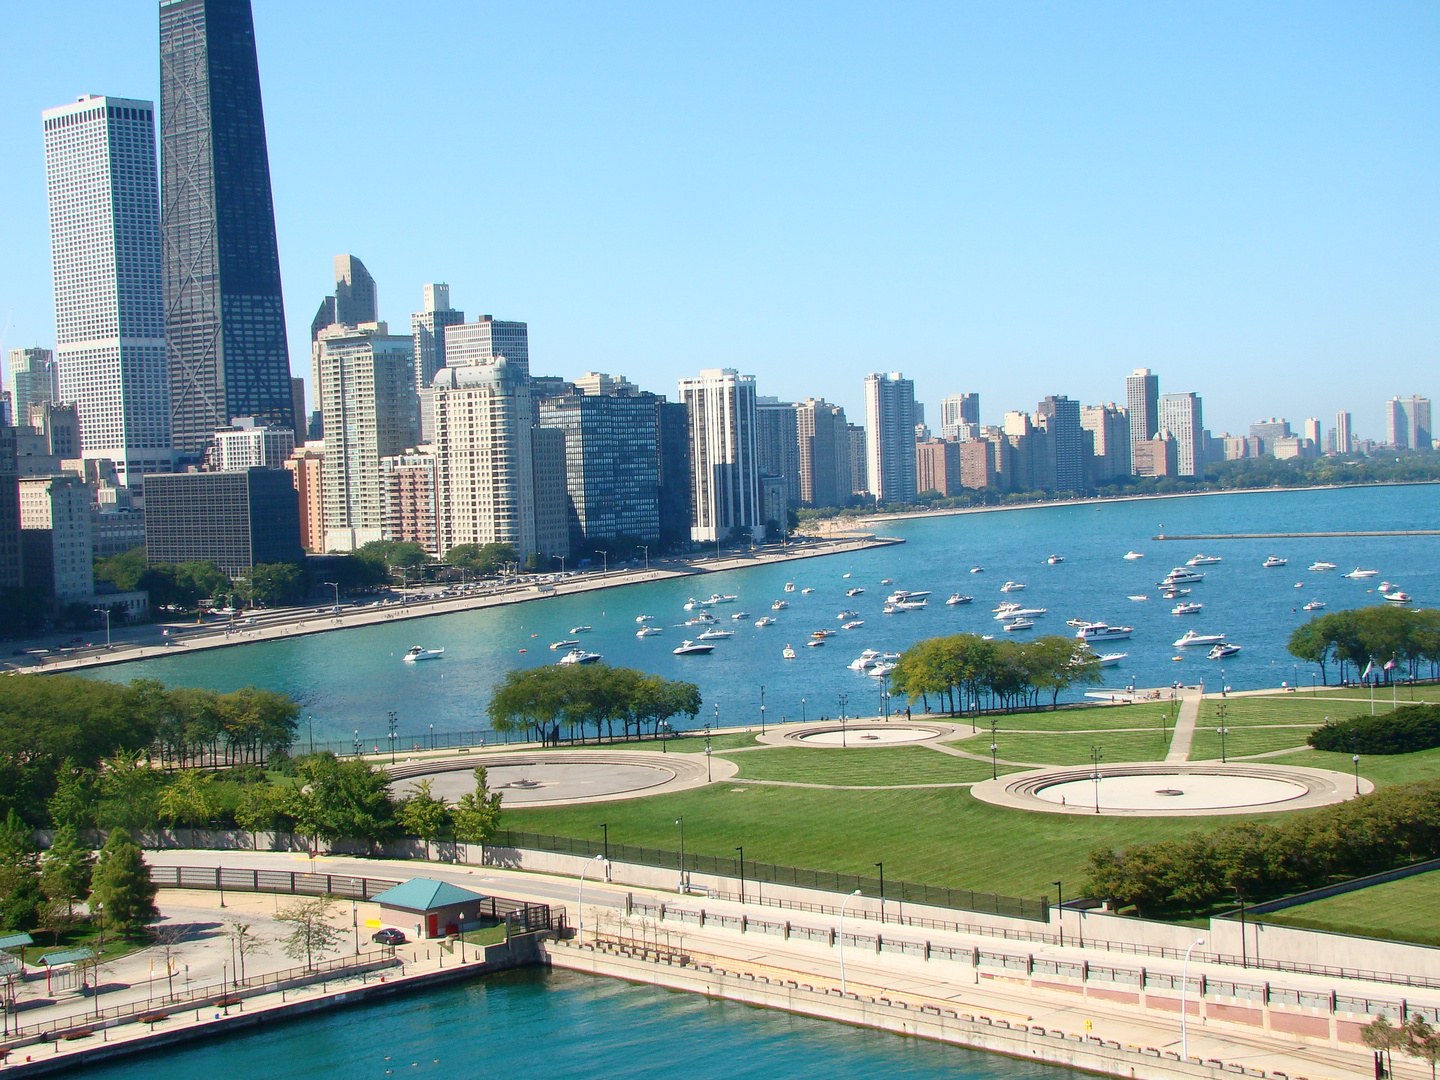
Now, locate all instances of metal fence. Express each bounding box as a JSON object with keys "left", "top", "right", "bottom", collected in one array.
[{"left": 494, "top": 830, "right": 1048, "bottom": 922}]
